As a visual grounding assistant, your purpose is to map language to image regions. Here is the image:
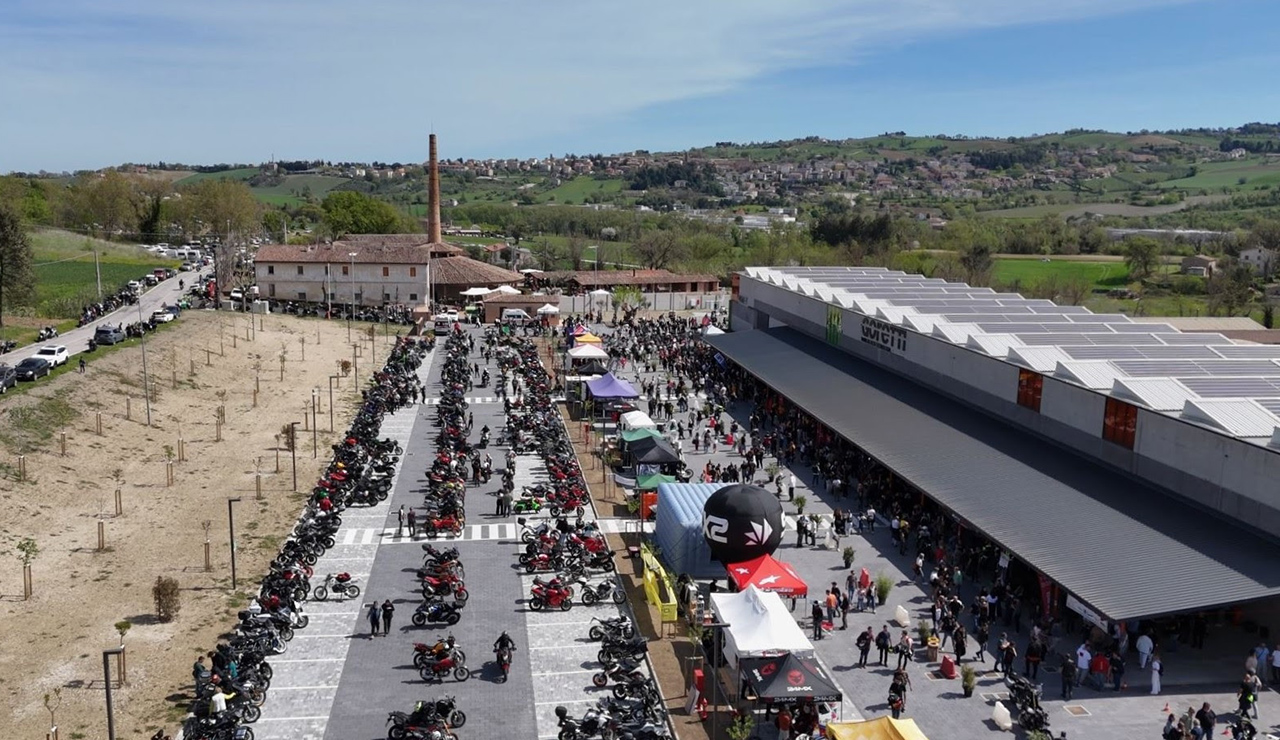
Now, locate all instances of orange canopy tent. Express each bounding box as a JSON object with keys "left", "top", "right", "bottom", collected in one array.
[
  {"left": 725, "top": 554, "right": 808, "bottom": 597},
  {"left": 826, "top": 717, "right": 930, "bottom": 740}
]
